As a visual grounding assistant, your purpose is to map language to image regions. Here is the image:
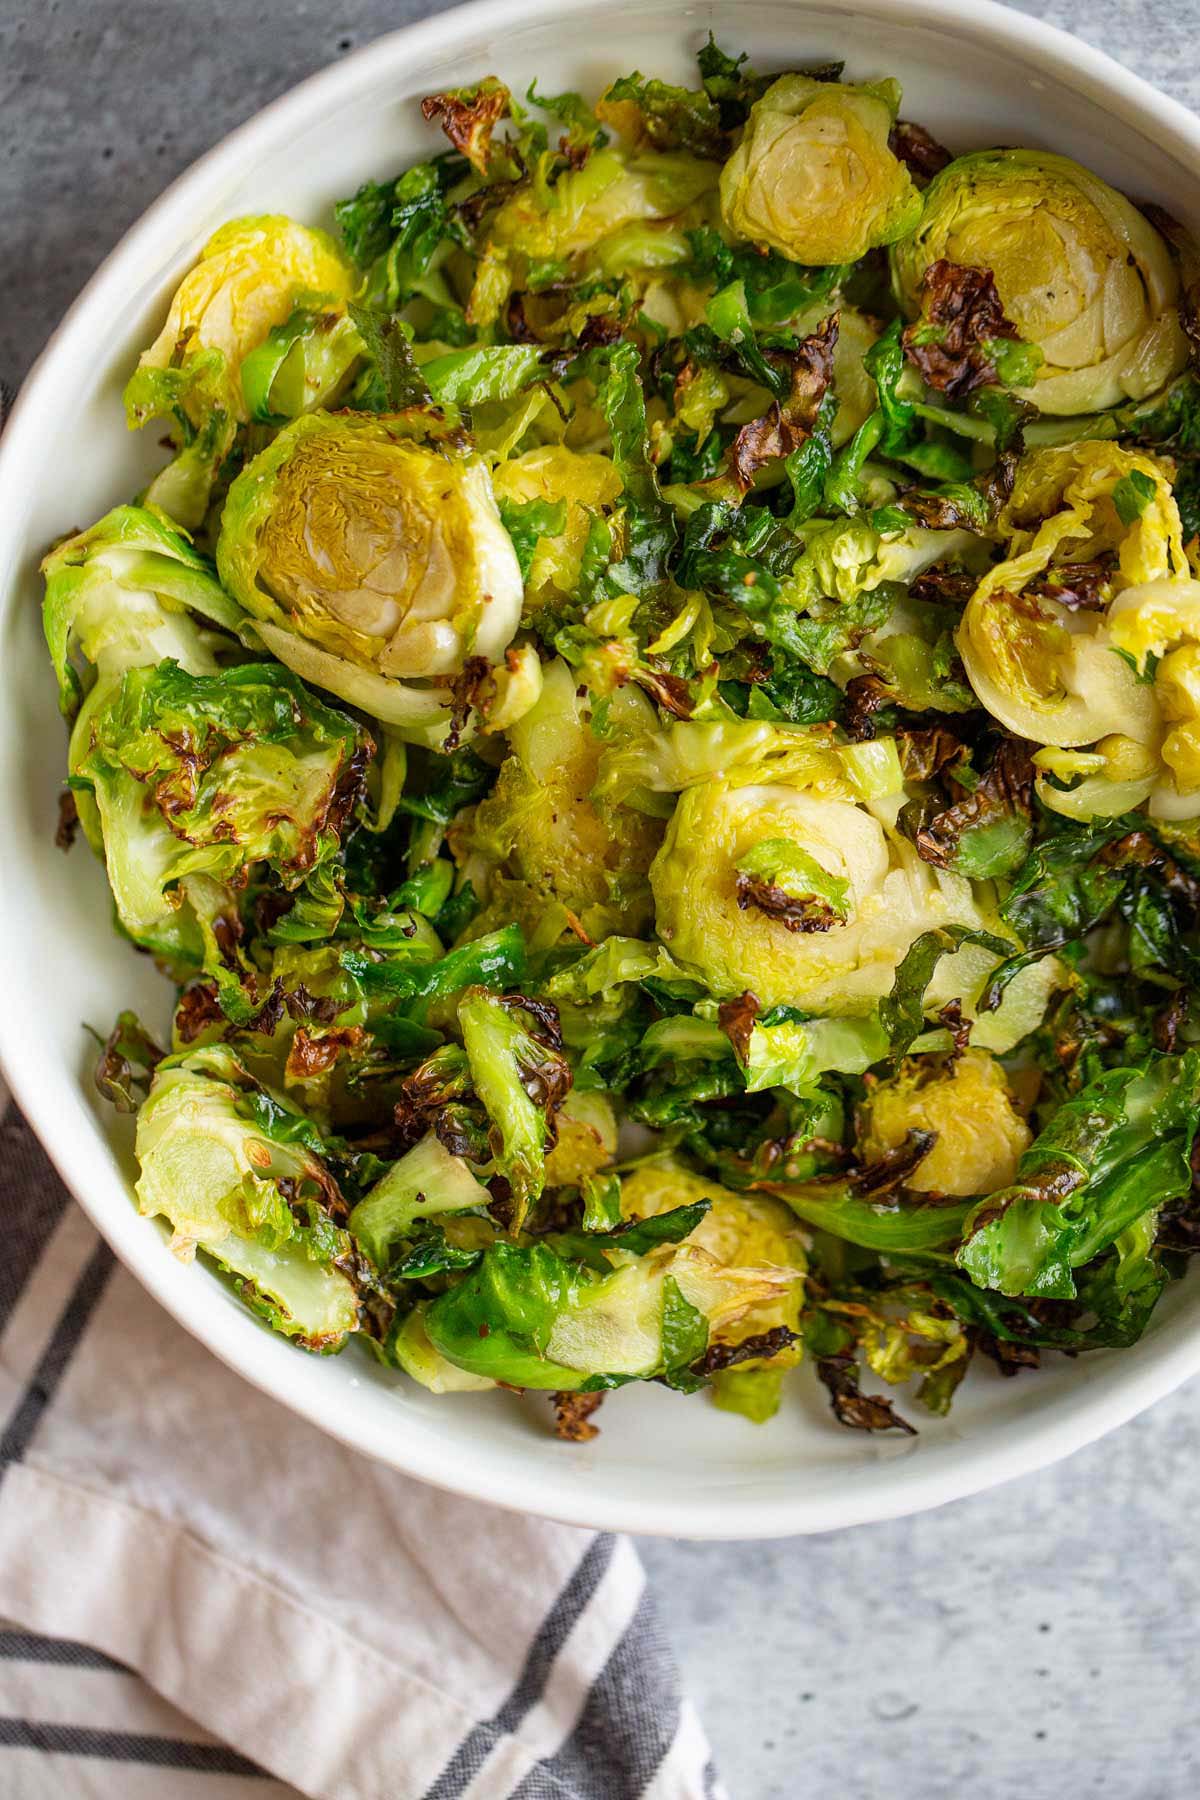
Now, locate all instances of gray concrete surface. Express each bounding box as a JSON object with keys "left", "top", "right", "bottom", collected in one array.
[{"left": 4, "top": 1, "right": 1200, "bottom": 1795}]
